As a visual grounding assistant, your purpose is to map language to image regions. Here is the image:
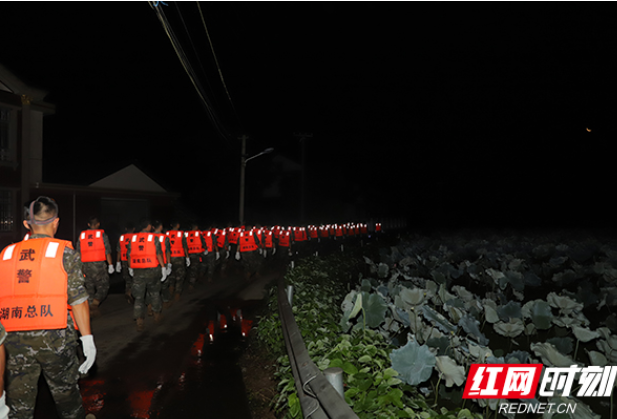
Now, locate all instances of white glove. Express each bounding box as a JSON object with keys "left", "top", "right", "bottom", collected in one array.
[
  {"left": 263, "top": 249, "right": 267, "bottom": 258},
  {"left": 129, "top": 268, "right": 134, "bottom": 277},
  {"left": 216, "top": 252, "right": 220, "bottom": 260},
  {"left": 258, "top": 248, "right": 263, "bottom": 255},
  {"left": 226, "top": 250, "right": 230, "bottom": 259},
  {"left": 204, "top": 250, "right": 208, "bottom": 255},
  {"left": 273, "top": 247, "right": 276, "bottom": 255},
  {"left": 186, "top": 257, "right": 190, "bottom": 267},
  {"left": 166, "top": 263, "right": 172, "bottom": 276},
  {"left": 115, "top": 261, "right": 122, "bottom": 272},
  {"left": 235, "top": 251, "right": 241, "bottom": 260},
  {"left": 79, "top": 334, "right": 97, "bottom": 374},
  {"left": 161, "top": 267, "right": 168, "bottom": 282},
  {"left": 107, "top": 264, "right": 115, "bottom": 274},
  {"left": 0, "top": 392, "right": 9, "bottom": 419}
]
